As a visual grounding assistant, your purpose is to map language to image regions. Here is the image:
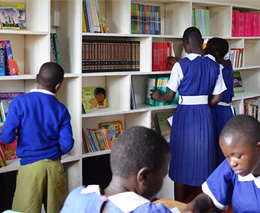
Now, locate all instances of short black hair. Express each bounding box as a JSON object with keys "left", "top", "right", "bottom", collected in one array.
[
  {"left": 94, "top": 87, "right": 106, "bottom": 98},
  {"left": 220, "top": 114, "right": 260, "bottom": 146},
  {"left": 38, "top": 62, "right": 64, "bottom": 89},
  {"left": 183, "top": 27, "right": 203, "bottom": 44},
  {"left": 208, "top": 37, "right": 229, "bottom": 58},
  {"left": 110, "top": 126, "right": 170, "bottom": 178}
]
